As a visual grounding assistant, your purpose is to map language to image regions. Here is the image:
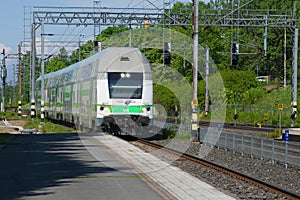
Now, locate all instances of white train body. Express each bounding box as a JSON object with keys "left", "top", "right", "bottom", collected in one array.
[{"left": 36, "top": 47, "right": 153, "bottom": 133}]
